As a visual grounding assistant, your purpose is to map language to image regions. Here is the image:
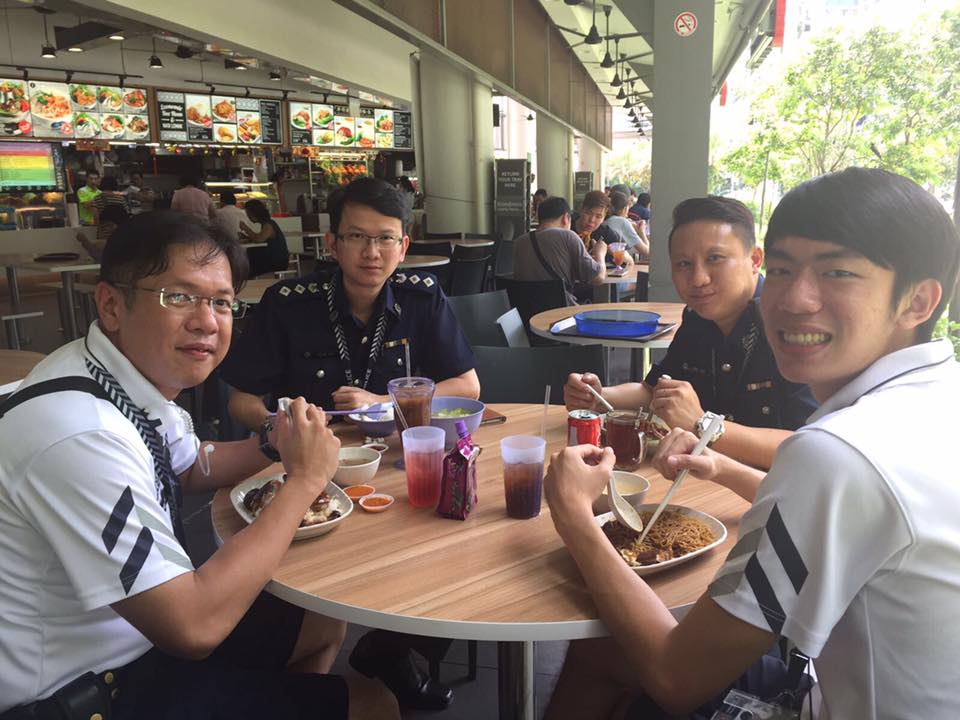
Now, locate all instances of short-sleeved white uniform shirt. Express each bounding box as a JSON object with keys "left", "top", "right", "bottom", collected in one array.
[
  {"left": 709, "top": 339, "right": 960, "bottom": 720},
  {"left": 0, "top": 322, "right": 197, "bottom": 710}
]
